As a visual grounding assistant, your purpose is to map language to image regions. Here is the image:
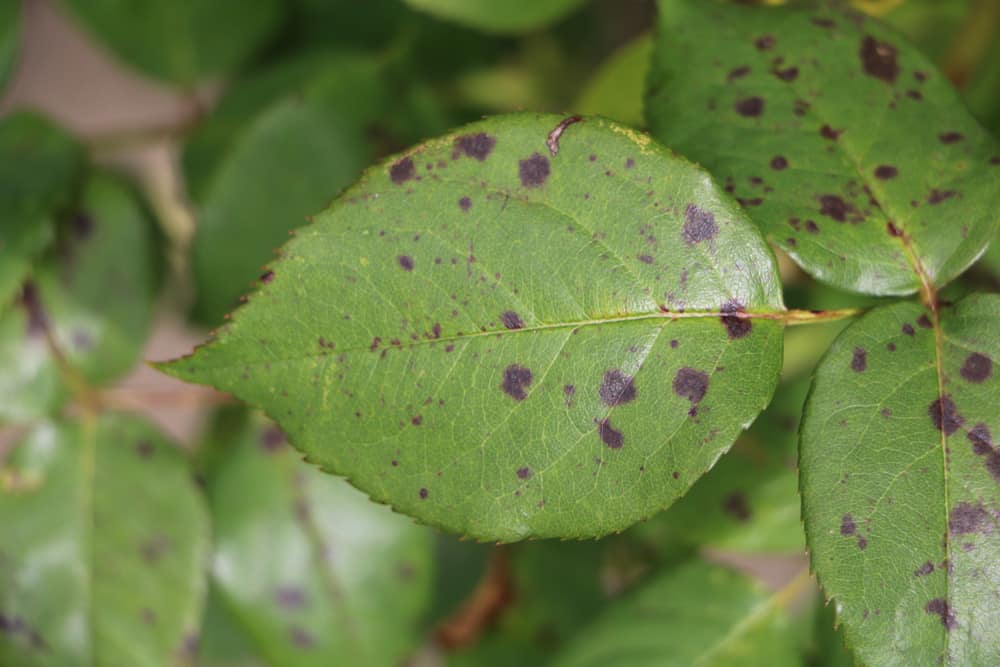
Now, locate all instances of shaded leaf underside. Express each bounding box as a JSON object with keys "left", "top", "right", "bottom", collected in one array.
[{"left": 164, "top": 113, "right": 786, "bottom": 541}]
